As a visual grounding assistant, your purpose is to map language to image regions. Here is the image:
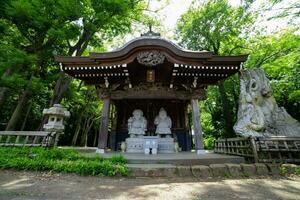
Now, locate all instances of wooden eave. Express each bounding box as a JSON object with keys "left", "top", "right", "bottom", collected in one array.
[{"left": 55, "top": 36, "right": 248, "bottom": 85}]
